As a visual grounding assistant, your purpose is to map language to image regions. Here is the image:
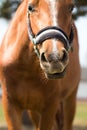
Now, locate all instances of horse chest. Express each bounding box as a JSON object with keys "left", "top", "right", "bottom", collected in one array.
[
  {"left": 16, "top": 86, "right": 45, "bottom": 111},
  {"left": 2, "top": 61, "right": 74, "bottom": 111},
  {"left": 2, "top": 64, "right": 50, "bottom": 111}
]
